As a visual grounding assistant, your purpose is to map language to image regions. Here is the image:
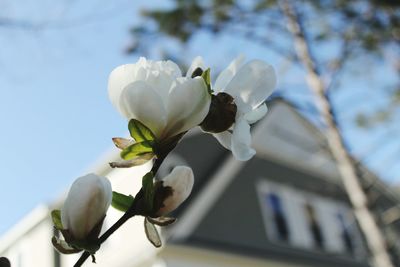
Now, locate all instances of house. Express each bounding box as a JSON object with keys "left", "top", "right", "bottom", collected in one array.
[{"left": 1, "top": 99, "right": 398, "bottom": 267}]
